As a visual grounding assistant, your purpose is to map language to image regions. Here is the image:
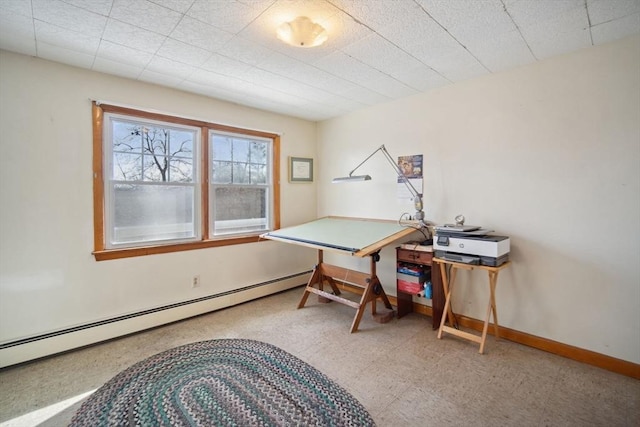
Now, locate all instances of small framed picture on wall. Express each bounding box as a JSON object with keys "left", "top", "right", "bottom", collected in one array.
[{"left": 289, "top": 157, "right": 313, "bottom": 182}]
